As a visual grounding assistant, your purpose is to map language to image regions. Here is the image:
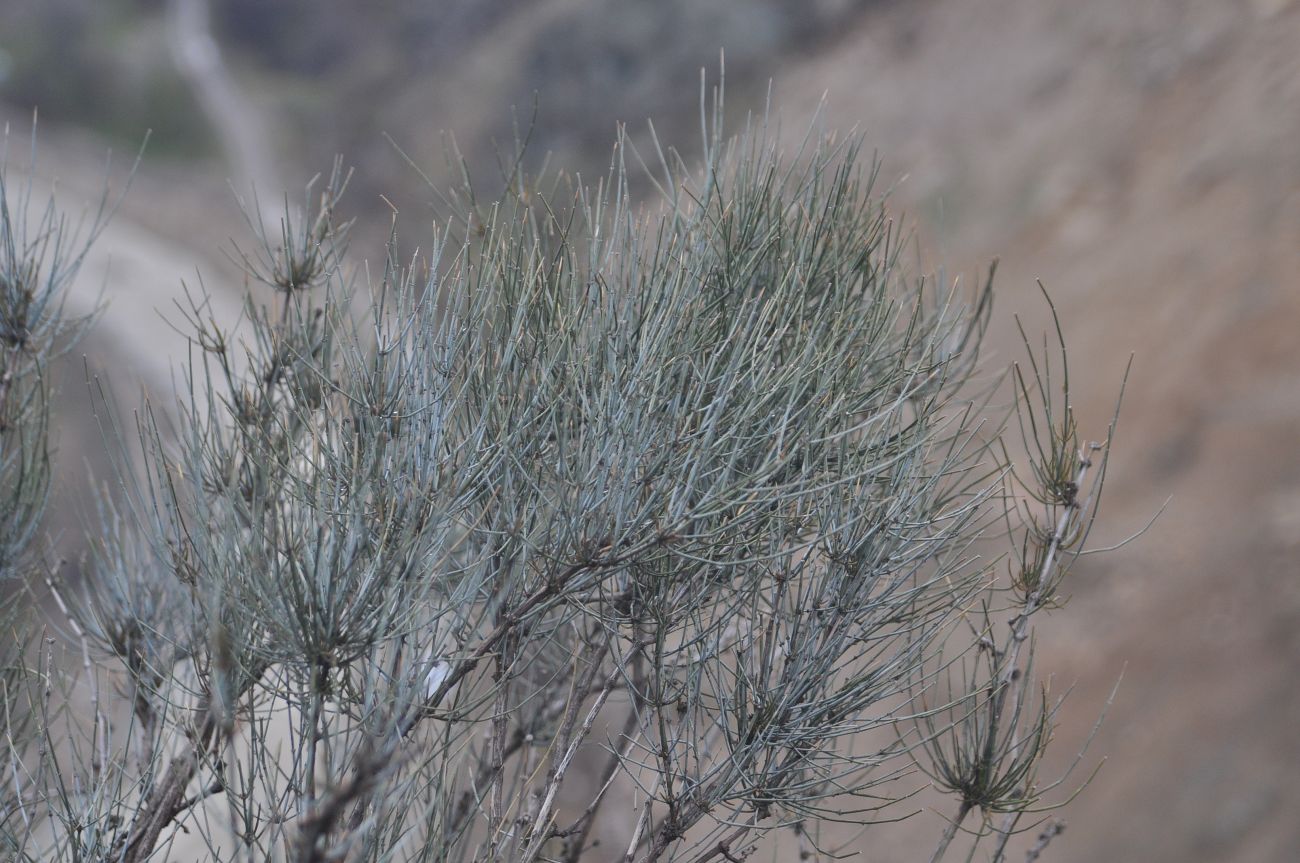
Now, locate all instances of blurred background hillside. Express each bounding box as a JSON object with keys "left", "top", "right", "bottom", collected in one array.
[{"left": 3, "top": 0, "right": 1298, "bottom": 860}]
